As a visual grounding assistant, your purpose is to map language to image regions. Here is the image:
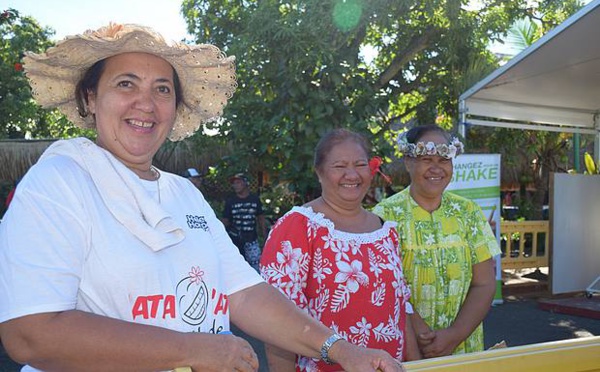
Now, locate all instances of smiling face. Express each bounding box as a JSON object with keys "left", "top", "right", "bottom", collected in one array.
[
  {"left": 87, "top": 52, "right": 177, "bottom": 172},
  {"left": 405, "top": 131, "right": 453, "bottom": 210},
  {"left": 316, "top": 139, "right": 373, "bottom": 209}
]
